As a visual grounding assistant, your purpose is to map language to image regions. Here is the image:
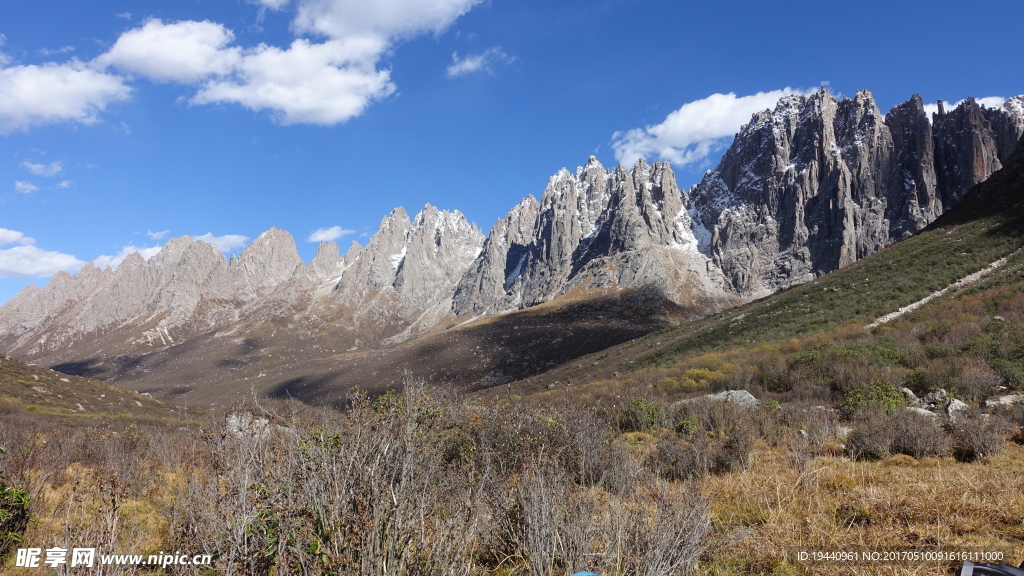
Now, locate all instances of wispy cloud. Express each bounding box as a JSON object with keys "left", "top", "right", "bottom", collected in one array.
[
  {"left": 21, "top": 160, "right": 62, "bottom": 176},
  {"left": 56, "top": 180, "right": 72, "bottom": 188},
  {"left": 194, "top": 232, "right": 249, "bottom": 252},
  {"left": 37, "top": 46, "right": 74, "bottom": 57},
  {"left": 147, "top": 229, "right": 170, "bottom": 240},
  {"left": 14, "top": 181, "right": 39, "bottom": 194},
  {"left": 446, "top": 47, "right": 513, "bottom": 78},
  {"left": 0, "top": 227, "right": 84, "bottom": 278},
  {"left": 92, "top": 244, "right": 162, "bottom": 269},
  {"left": 251, "top": 0, "right": 290, "bottom": 9},
  {"left": 306, "top": 226, "right": 354, "bottom": 242},
  {"left": 612, "top": 88, "right": 815, "bottom": 168}
]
